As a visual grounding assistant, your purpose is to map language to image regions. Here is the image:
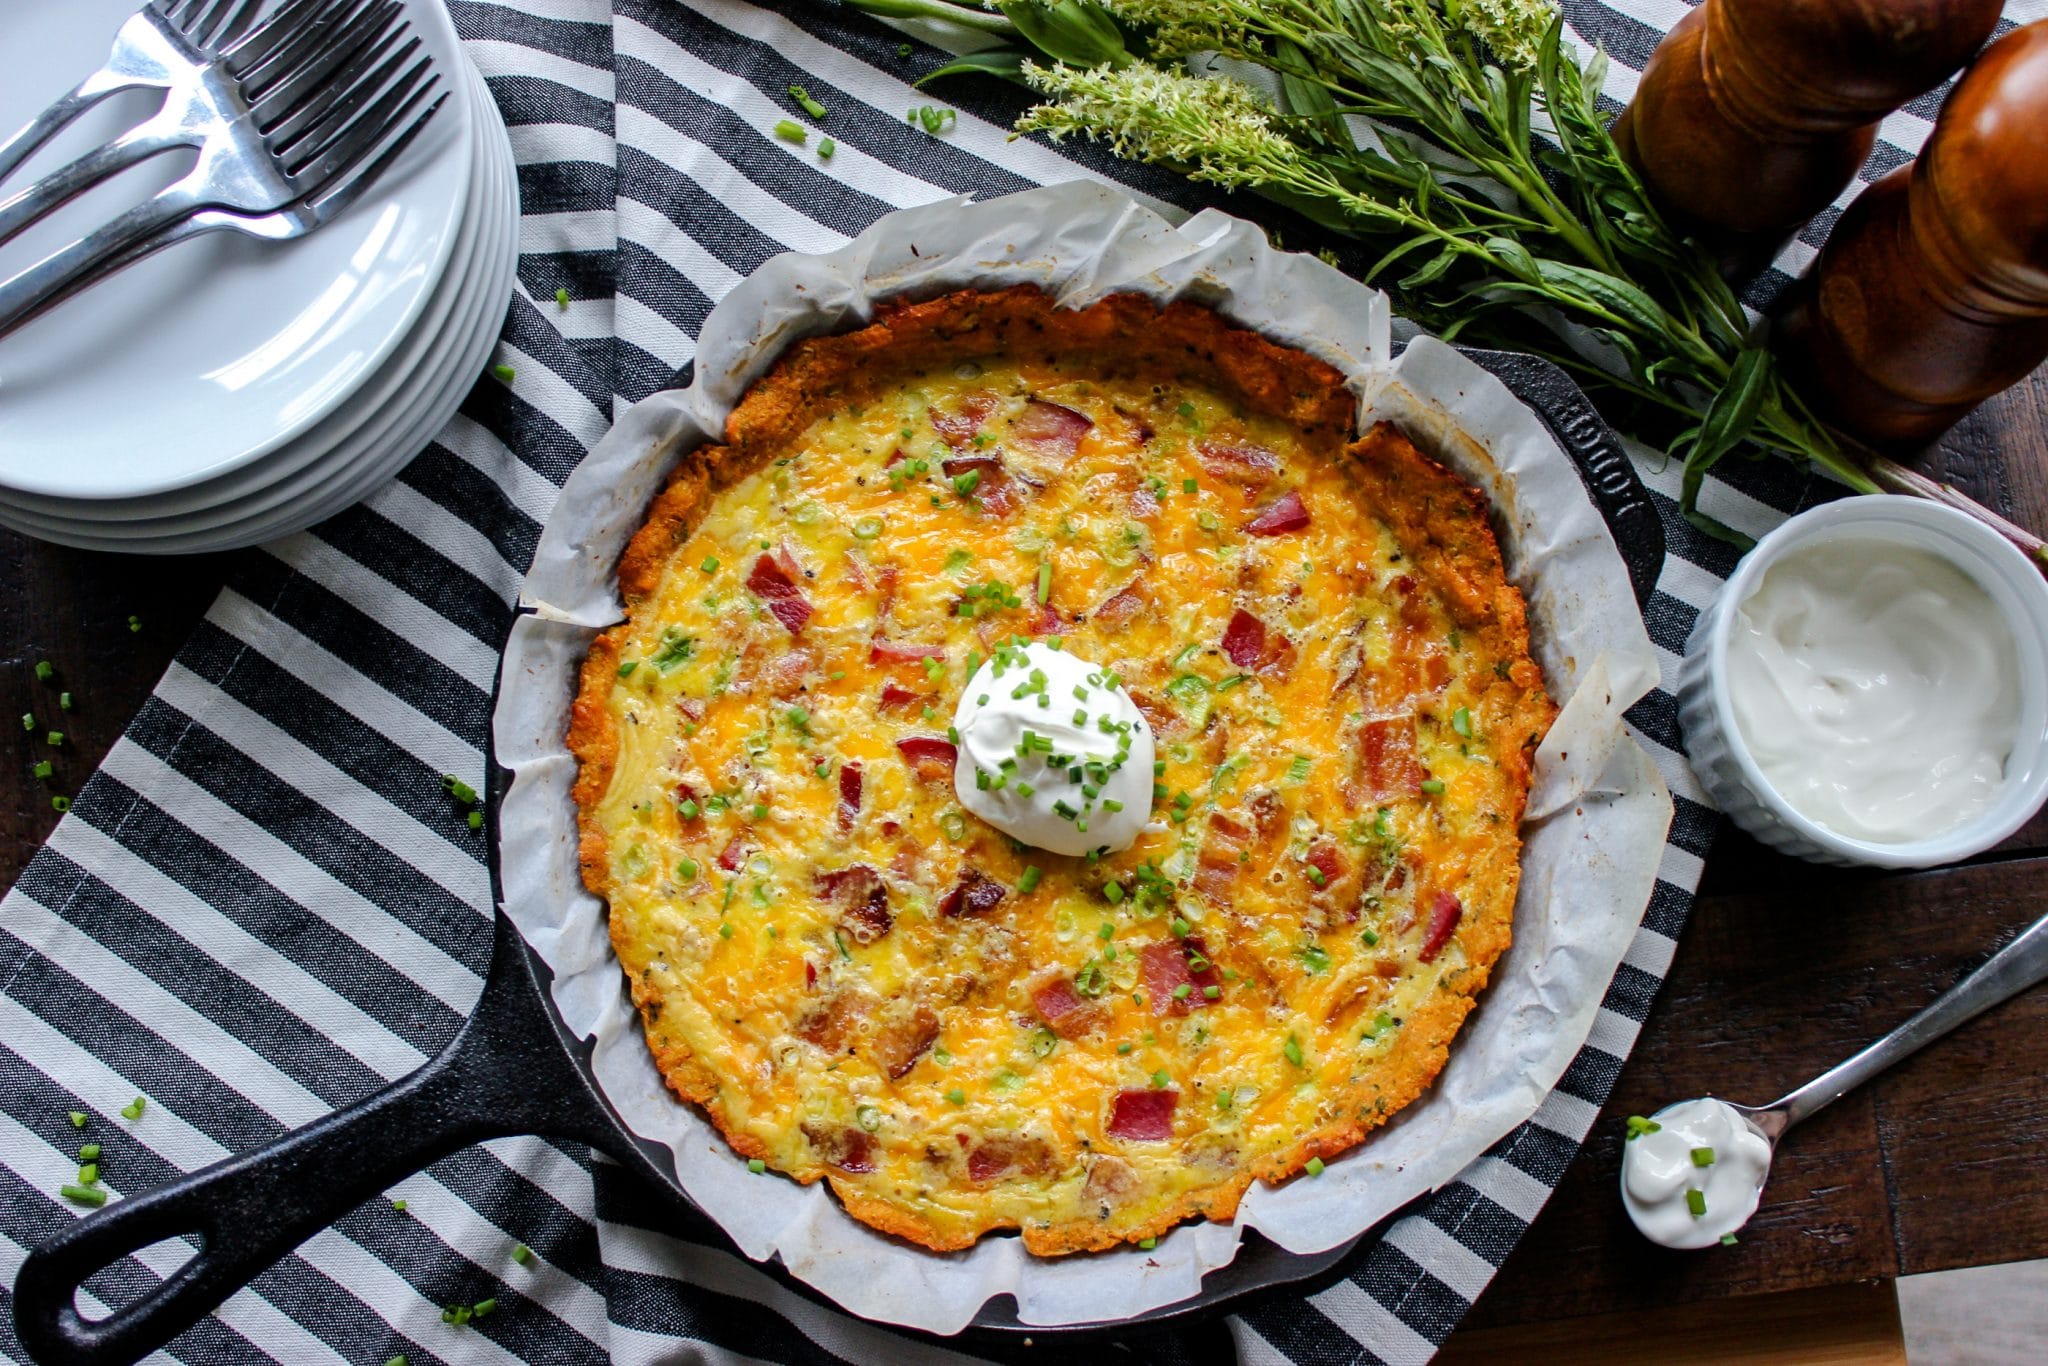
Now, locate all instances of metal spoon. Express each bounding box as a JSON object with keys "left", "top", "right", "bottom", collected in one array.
[{"left": 1624, "top": 906, "right": 2048, "bottom": 1245}]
